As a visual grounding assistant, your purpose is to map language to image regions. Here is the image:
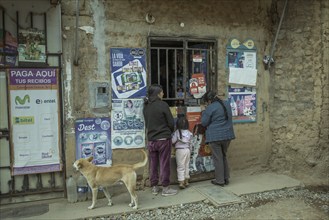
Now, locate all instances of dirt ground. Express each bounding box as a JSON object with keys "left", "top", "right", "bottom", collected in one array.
[
  {"left": 227, "top": 198, "right": 329, "bottom": 220},
  {"left": 224, "top": 185, "right": 329, "bottom": 220}
]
